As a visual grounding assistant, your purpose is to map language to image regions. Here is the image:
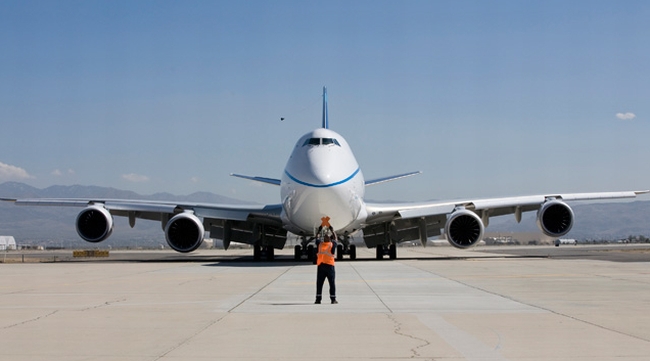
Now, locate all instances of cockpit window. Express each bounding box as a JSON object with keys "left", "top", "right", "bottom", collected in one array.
[
  {"left": 302, "top": 138, "right": 341, "bottom": 147},
  {"left": 303, "top": 138, "right": 321, "bottom": 146}
]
